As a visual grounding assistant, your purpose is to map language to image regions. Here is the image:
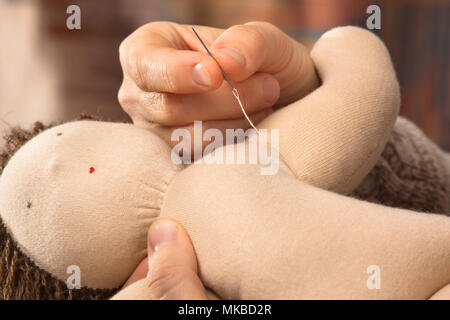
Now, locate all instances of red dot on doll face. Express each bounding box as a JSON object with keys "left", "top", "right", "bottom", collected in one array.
[{"left": 89, "top": 167, "right": 95, "bottom": 174}]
